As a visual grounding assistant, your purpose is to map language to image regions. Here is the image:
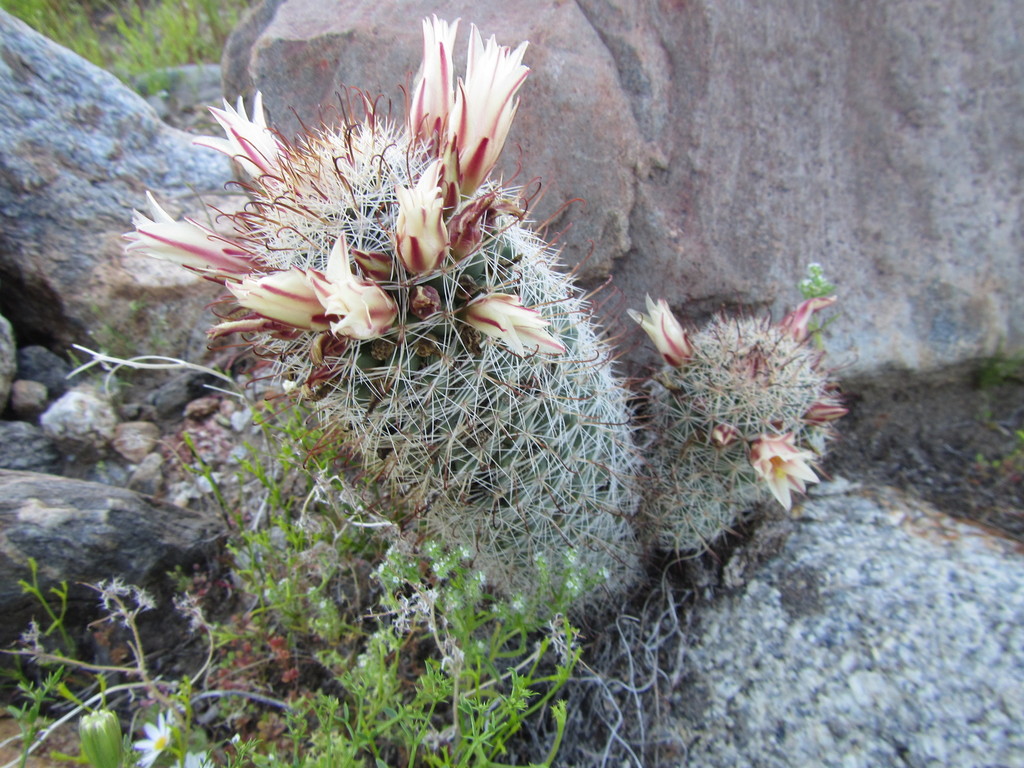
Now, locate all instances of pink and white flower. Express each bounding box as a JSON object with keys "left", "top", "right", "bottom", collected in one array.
[
  {"left": 463, "top": 293, "right": 565, "bottom": 356},
  {"left": 779, "top": 296, "right": 837, "bottom": 342},
  {"left": 226, "top": 269, "right": 329, "bottom": 332},
  {"left": 628, "top": 296, "right": 693, "bottom": 367},
  {"left": 308, "top": 236, "right": 398, "bottom": 339},
  {"left": 749, "top": 432, "right": 819, "bottom": 510},
  {"left": 395, "top": 160, "right": 449, "bottom": 273},
  {"left": 193, "top": 92, "right": 283, "bottom": 177},
  {"left": 447, "top": 25, "right": 529, "bottom": 197},
  {"left": 125, "top": 192, "right": 255, "bottom": 279},
  {"left": 408, "top": 15, "right": 459, "bottom": 145}
]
